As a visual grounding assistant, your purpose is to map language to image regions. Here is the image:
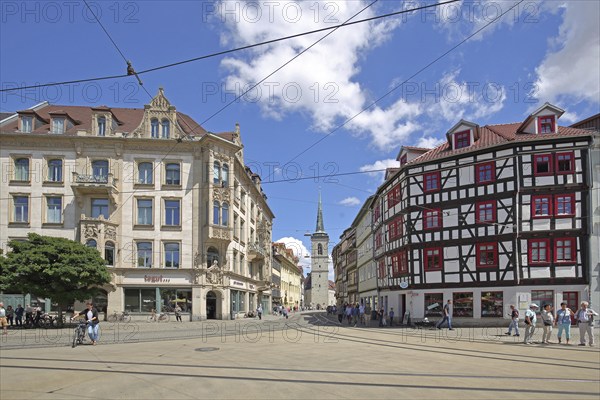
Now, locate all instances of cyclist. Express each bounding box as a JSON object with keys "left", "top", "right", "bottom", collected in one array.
[{"left": 74, "top": 302, "right": 100, "bottom": 345}]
